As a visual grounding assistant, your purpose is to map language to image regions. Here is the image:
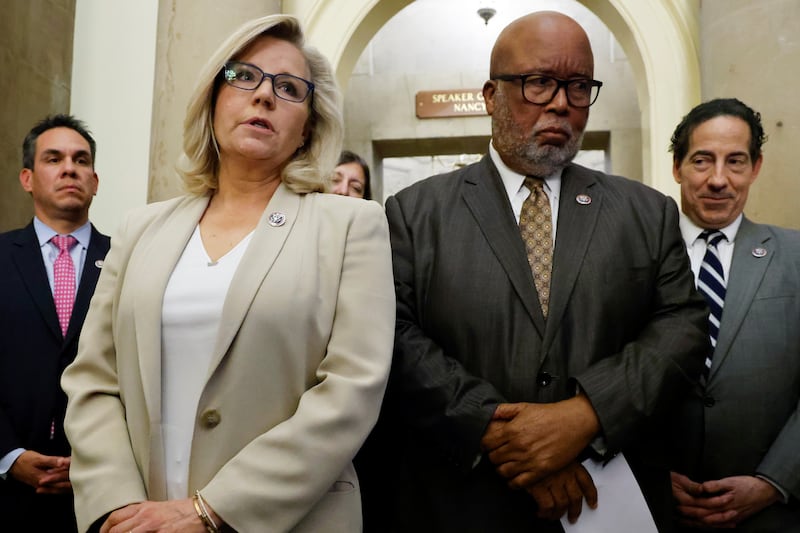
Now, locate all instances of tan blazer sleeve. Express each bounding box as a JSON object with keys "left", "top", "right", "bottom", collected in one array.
[{"left": 62, "top": 208, "right": 150, "bottom": 532}]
